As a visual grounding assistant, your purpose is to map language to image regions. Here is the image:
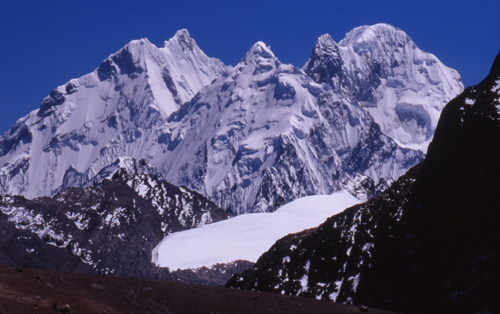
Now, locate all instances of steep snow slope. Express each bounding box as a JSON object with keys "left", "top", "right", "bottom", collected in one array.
[
  {"left": 153, "top": 191, "right": 360, "bottom": 270},
  {"left": 0, "top": 30, "right": 226, "bottom": 198},
  {"left": 156, "top": 41, "right": 423, "bottom": 212},
  {"left": 304, "top": 24, "right": 463, "bottom": 152}
]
